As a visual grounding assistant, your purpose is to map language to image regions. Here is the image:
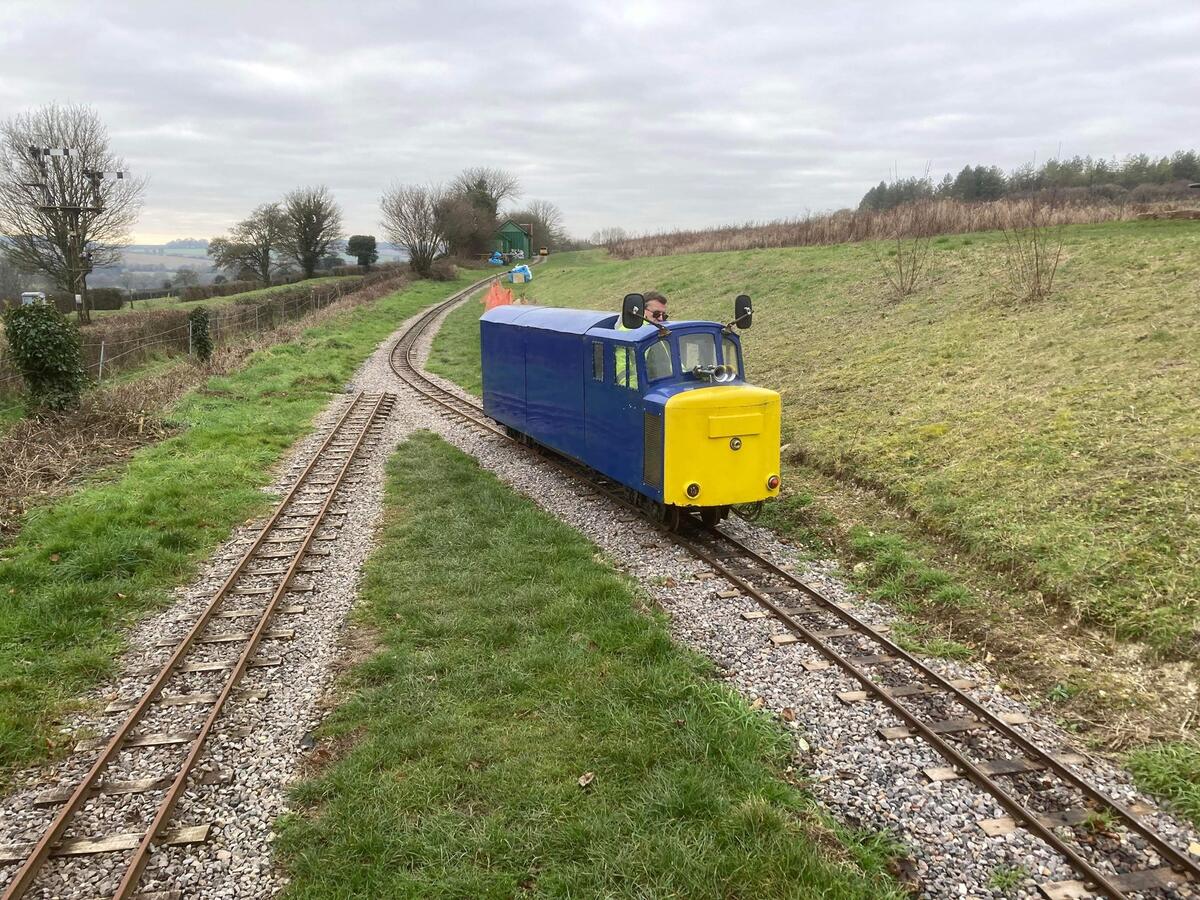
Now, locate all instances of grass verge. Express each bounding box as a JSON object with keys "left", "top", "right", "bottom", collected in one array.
[
  {"left": 0, "top": 275, "right": 478, "bottom": 781},
  {"left": 1127, "top": 741, "right": 1200, "bottom": 828},
  {"left": 277, "top": 432, "right": 901, "bottom": 898}
]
